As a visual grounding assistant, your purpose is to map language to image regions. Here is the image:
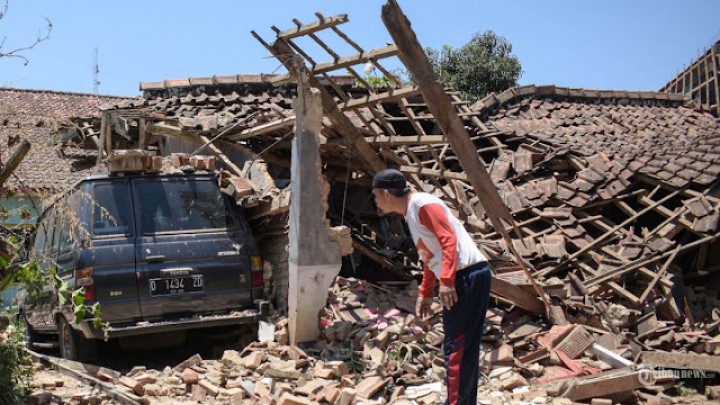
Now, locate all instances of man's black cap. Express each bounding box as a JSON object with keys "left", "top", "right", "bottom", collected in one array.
[{"left": 372, "top": 169, "right": 407, "bottom": 189}]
